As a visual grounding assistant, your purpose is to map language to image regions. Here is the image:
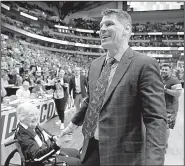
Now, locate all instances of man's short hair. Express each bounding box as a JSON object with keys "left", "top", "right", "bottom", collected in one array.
[
  {"left": 101, "top": 8, "right": 132, "bottom": 26},
  {"left": 161, "top": 64, "right": 171, "bottom": 69}
]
